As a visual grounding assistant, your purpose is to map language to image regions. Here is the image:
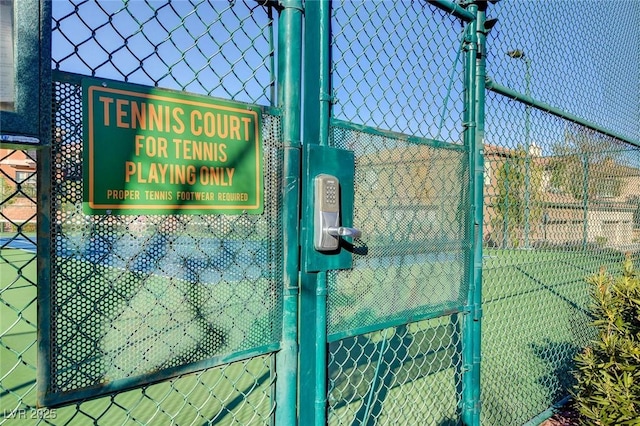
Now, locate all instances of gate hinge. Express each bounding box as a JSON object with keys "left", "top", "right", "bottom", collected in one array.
[
  {"left": 473, "top": 304, "right": 483, "bottom": 321},
  {"left": 464, "top": 304, "right": 483, "bottom": 321},
  {"left": 320, "top": 90, "right": 337, "bottom": 105}
]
